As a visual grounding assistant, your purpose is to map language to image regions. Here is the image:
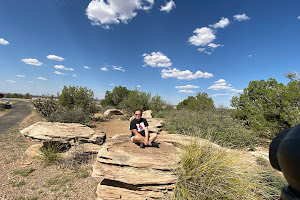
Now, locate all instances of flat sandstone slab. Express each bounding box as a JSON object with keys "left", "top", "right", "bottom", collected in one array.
[
  {"left": 92, "top": 134, "right": 209, "bottom": 199},
  {"left": 20, "top": 122, "right": 105, "bottom": 146}
]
